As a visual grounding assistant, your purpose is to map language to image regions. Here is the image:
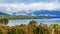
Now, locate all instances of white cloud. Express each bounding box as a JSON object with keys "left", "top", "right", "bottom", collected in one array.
[
  {"left": 31, "top": 14, "right": 36, "bottom": 16},
  {"left": 14, "top": 13, "right": 28, "bottom": 15},
  {"left": 0, "top": 2, "right": 60, "bottom": 11},
  {"left": 39, "top": 14, "right": 49, "bottom": 16},
  {"left": 11, "top": 3, "right": 60, "bottom": 10},
  {"left": 50, "top": 15, "right": 57, "bottom": 16},
  {"left": 0, "top": 2, "right": 60, "bottom": 15},
  {"left": 39, "top": 14, "right": 57, "bottom": 16}
]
